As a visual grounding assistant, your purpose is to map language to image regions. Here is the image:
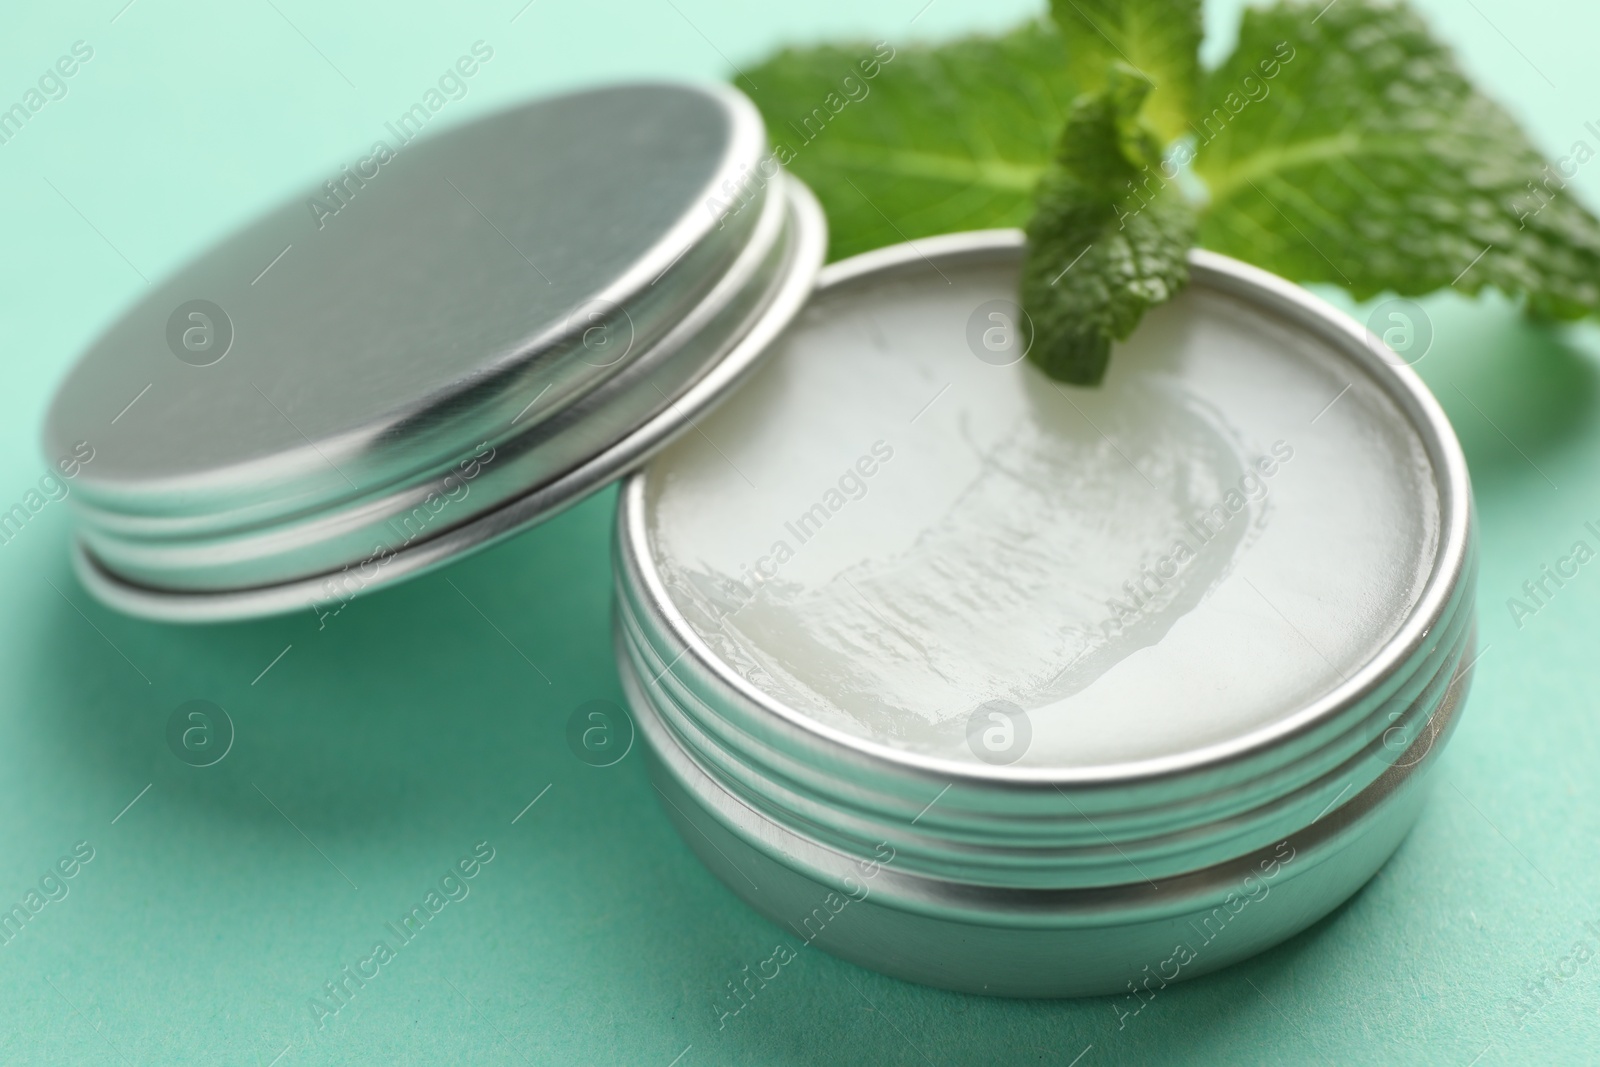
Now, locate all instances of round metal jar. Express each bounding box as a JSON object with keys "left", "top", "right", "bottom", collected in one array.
[{"left": 613, "top": 230, "right": 1476, "bottom": 997}]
